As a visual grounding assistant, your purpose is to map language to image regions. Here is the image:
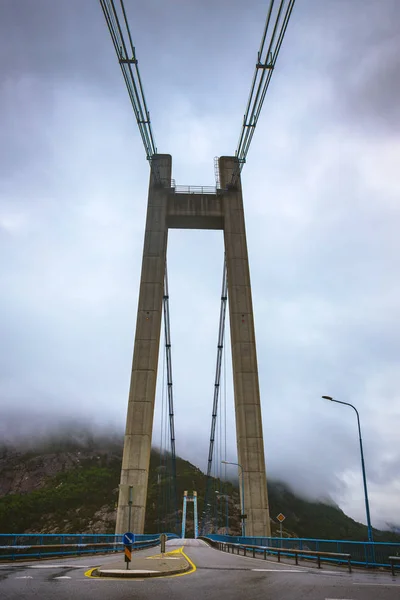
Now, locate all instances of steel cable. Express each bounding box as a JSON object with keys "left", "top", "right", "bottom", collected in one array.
[{"left": 233, "top": 0, "right": 296, "bottom": 184}]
